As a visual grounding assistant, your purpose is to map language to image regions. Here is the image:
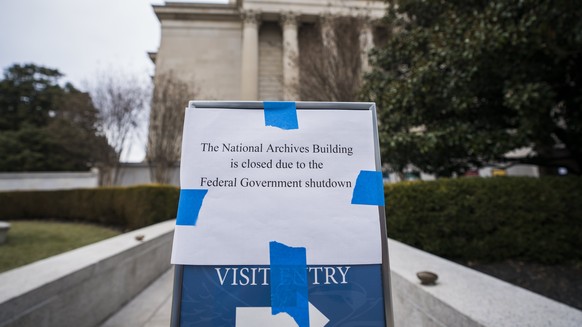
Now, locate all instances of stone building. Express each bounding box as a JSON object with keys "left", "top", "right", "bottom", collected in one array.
[
  {"left": 149, "top": 0, "right": 385, "bottom": 100},
  {"left": 147, "top": 0, "right": 387, "bottom": 164}
]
